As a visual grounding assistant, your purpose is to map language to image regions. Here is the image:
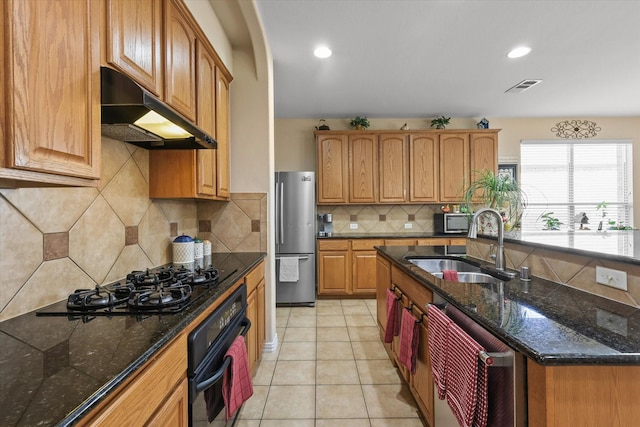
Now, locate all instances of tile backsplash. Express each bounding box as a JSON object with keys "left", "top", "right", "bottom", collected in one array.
[
  {"left": 317, "top": 204, "right": 441, "bottom": 234},
  {"left": 467, "top": 237, "right": 640, "bottom": 308},
  {"left": 0, "top": 137, "right": 265, "bottom": 322}
]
